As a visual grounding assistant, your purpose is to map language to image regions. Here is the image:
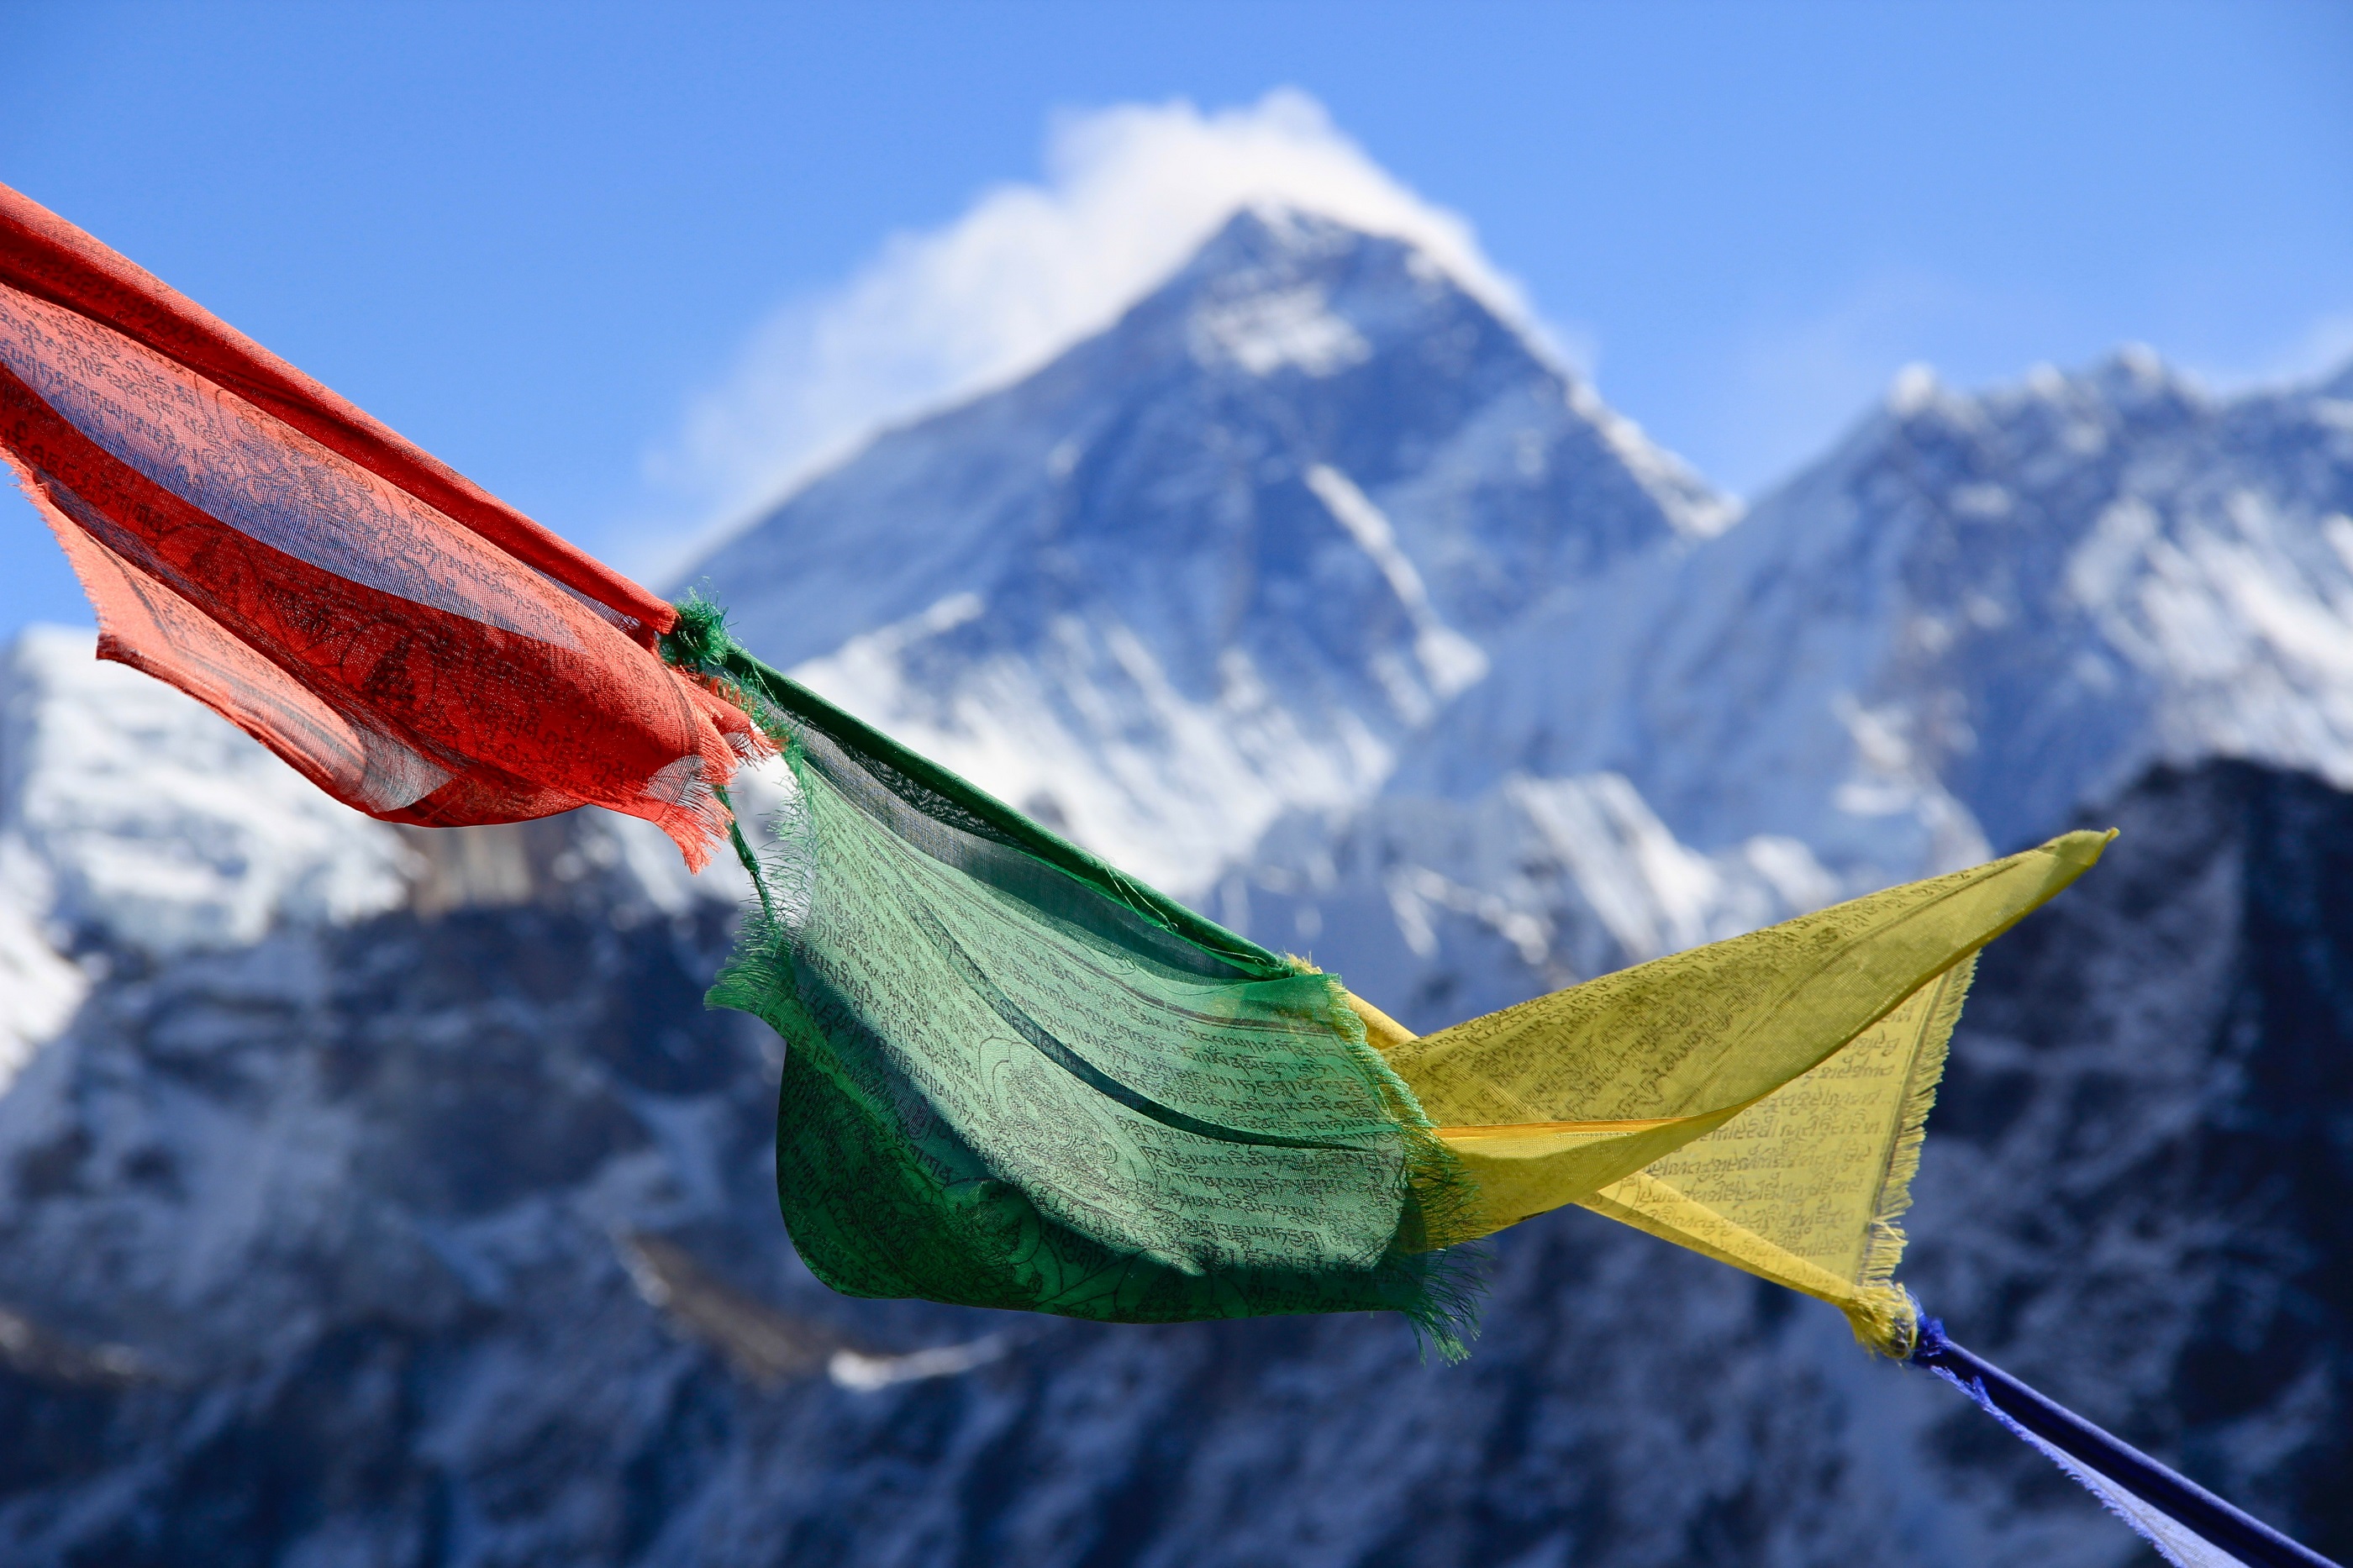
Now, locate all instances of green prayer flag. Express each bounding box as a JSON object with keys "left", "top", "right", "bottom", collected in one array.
[{"left": 670, "top": 603, "right": 1482, "bottom": 1353}]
